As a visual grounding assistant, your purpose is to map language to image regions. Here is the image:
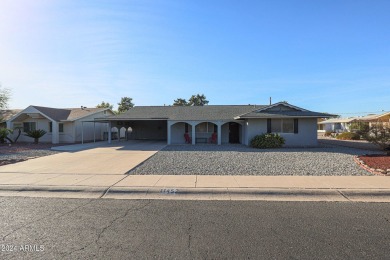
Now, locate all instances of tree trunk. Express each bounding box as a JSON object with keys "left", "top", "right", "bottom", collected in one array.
[{"left": 34, "top": 138, "right": 39, "bottom": 144}]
